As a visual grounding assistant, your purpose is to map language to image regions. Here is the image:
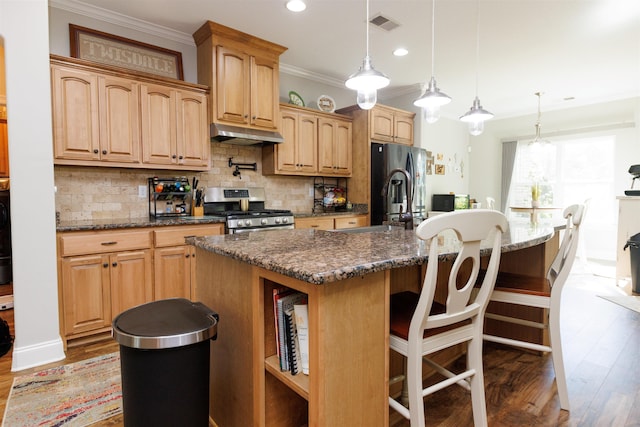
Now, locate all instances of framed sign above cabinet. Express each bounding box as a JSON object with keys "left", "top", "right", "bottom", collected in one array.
[{"left": 69, "top": 24, "right": 184, "bottom": 80}]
